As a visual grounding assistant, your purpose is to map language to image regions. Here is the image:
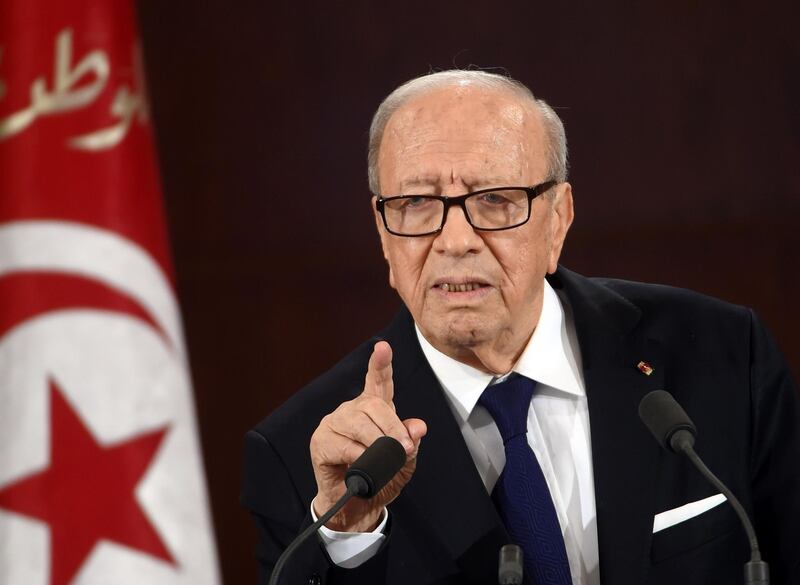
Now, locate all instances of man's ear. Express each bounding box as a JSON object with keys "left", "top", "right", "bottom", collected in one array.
[
  {"left": 372, "top": 196, "right": 397, "bottom": 290},
  {"left": 547, "top": 182, "right": 574, "bottom": 274}
]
